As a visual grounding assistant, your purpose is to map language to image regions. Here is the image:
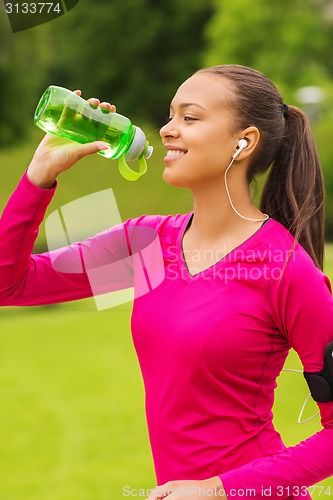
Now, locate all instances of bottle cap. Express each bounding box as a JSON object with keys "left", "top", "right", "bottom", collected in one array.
[
  {"left": 145, "top": 145, "right": 154, "bottom": 159},
  {"left": 125, "top": 126, "right": 150, "bottom": 161}
]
